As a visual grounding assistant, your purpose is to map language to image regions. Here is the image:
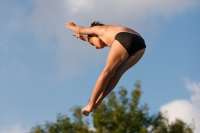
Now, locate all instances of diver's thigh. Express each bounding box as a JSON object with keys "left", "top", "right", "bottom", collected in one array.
[
  {"left": 104, "top": 40, "right": 129, "bottom": 72},
  {"left": 115, "top": 49, "right": 145, "bottom": 75}
]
